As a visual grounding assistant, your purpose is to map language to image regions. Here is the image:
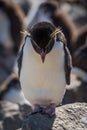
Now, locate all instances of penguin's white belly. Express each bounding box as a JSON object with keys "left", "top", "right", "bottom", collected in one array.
[{"left": 20, "top": 38, "right": 66, "bottom": 106}]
